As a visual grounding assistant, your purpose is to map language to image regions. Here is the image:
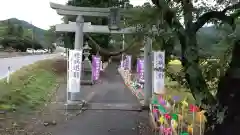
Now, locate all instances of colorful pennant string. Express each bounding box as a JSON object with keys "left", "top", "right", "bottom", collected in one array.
[
  {"left": 159, "top": 115, "right": 164, "bottom": 124},
  {"left": 189, "top": 104, "right": 199, "bottom": 112},
  {"left": 171, "top": 113, "right": 178, "bottom": 121},
  {"left": 121, "top": 70, "right": 208, "bottom": 135},
  {"left": 180, "top": 132, "right": 189, "bottom": 135}
]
